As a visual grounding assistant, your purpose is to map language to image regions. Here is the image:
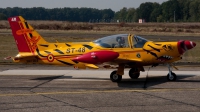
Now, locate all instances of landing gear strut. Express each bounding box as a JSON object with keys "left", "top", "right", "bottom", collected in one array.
[{"left": 167, "top": 64, "right": 177, "bottom": 81}]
